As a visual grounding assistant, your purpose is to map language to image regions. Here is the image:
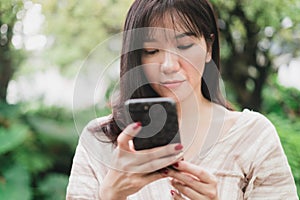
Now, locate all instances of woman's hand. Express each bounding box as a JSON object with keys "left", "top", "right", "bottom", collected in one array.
[
  {"left": 100, "top": 122, "right": 184, "bottom": 200},
  {"left": 167, "top": 161, "right": 218, "bottom": 200}
]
